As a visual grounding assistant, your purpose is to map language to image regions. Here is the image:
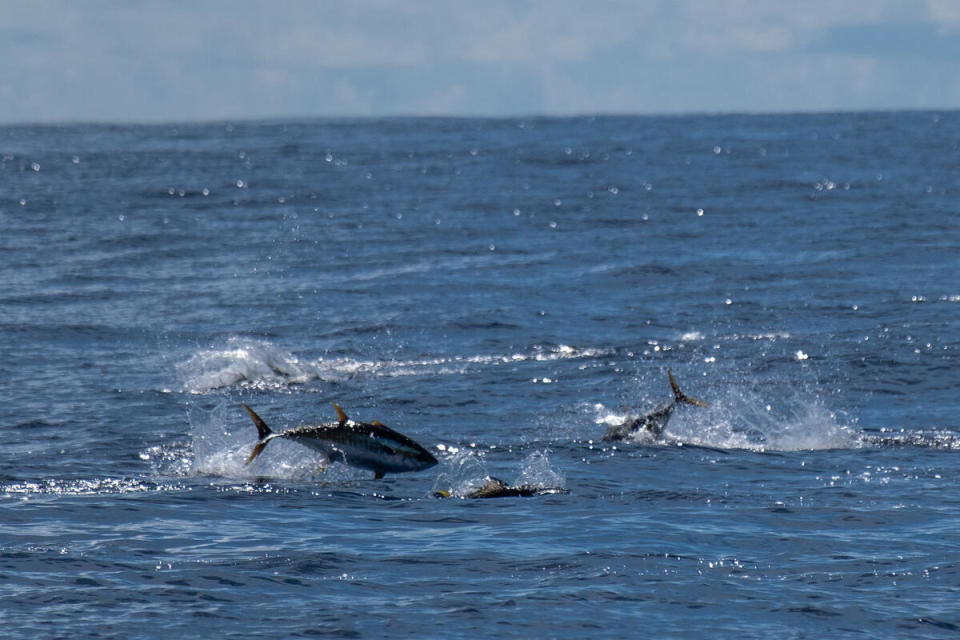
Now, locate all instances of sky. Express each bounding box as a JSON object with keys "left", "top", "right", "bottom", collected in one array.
[{"left": 1, "top": 0, "right": 959, "bottom": 124}]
